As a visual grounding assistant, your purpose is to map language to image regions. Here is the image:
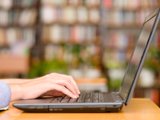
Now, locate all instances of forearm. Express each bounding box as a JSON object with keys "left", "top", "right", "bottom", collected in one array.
[
  {"left": 9, "top": 84, "right": 23, "bottom": 101},
  {"left": 0, "top": 79, "right": 33, "bottom": 101},
  {"left": 0, "top": 79, "right": 34, "bottom": 101},
  {"left": 0, "top": 79, "right": 32, "bottom": 84},
  {"left": 0, "top": 73, "right": 80, "bottom": 103}
]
